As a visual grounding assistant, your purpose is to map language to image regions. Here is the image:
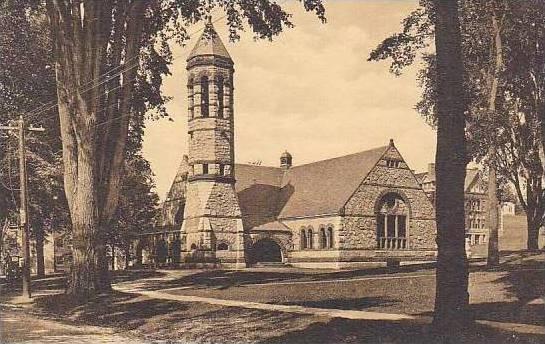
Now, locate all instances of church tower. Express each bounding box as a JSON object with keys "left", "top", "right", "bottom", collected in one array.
[{"left": 181, "top": 20, "right": 246, "bottom": 267}]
